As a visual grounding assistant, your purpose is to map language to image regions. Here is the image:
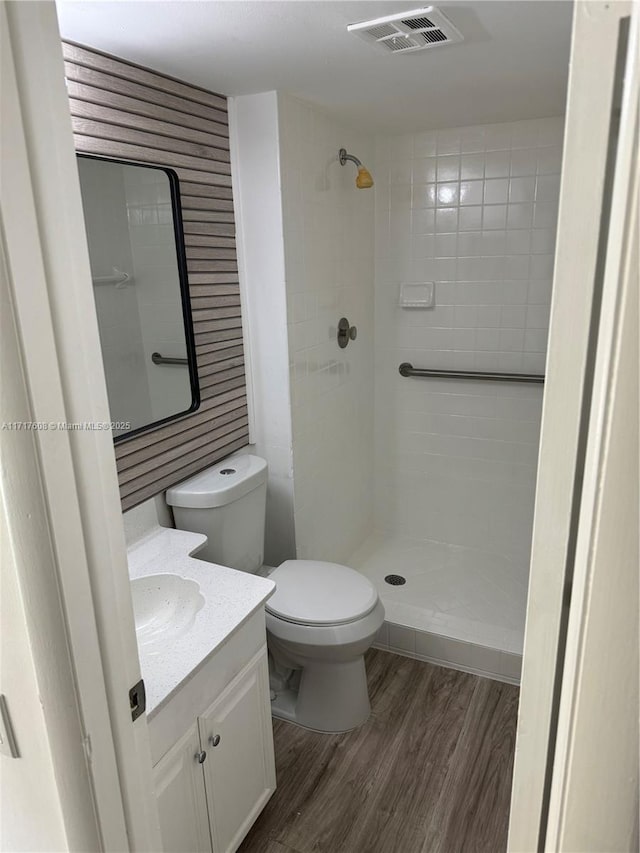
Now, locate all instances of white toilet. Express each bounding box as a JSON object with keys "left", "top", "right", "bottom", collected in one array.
[{"left": 166, "top": 454, "right": 385, "bottom": 732}]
